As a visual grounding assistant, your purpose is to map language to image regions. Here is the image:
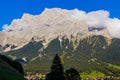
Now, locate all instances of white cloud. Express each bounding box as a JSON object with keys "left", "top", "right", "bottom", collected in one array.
[
  {"left": 71, "top": 9, "right": 120, "bottom": 38},
  {"left": 105, "top": 18, "right": 120, "bottom": 38}
]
